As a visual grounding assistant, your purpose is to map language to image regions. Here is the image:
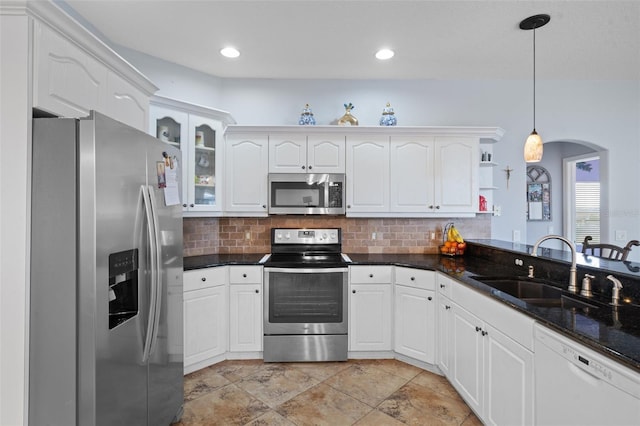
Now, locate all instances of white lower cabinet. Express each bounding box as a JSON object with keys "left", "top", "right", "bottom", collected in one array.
[
  {"left": 445, "top": 274, "right": 535, "bottom": 425},
  {"left": 394, "top": 268, "right": 436, "bottom": 364},
  {"left": 228, "top": 266, "right": 263, "bottom": 353},
  {"left": 183, "top": 267, "right": 228, "bottom": 373},
  {"left": 349, "top": 266, "right": 393, "bottom": 352},
  {"left": 483, "top": 323, "right": 534, "bottom": 426}
]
